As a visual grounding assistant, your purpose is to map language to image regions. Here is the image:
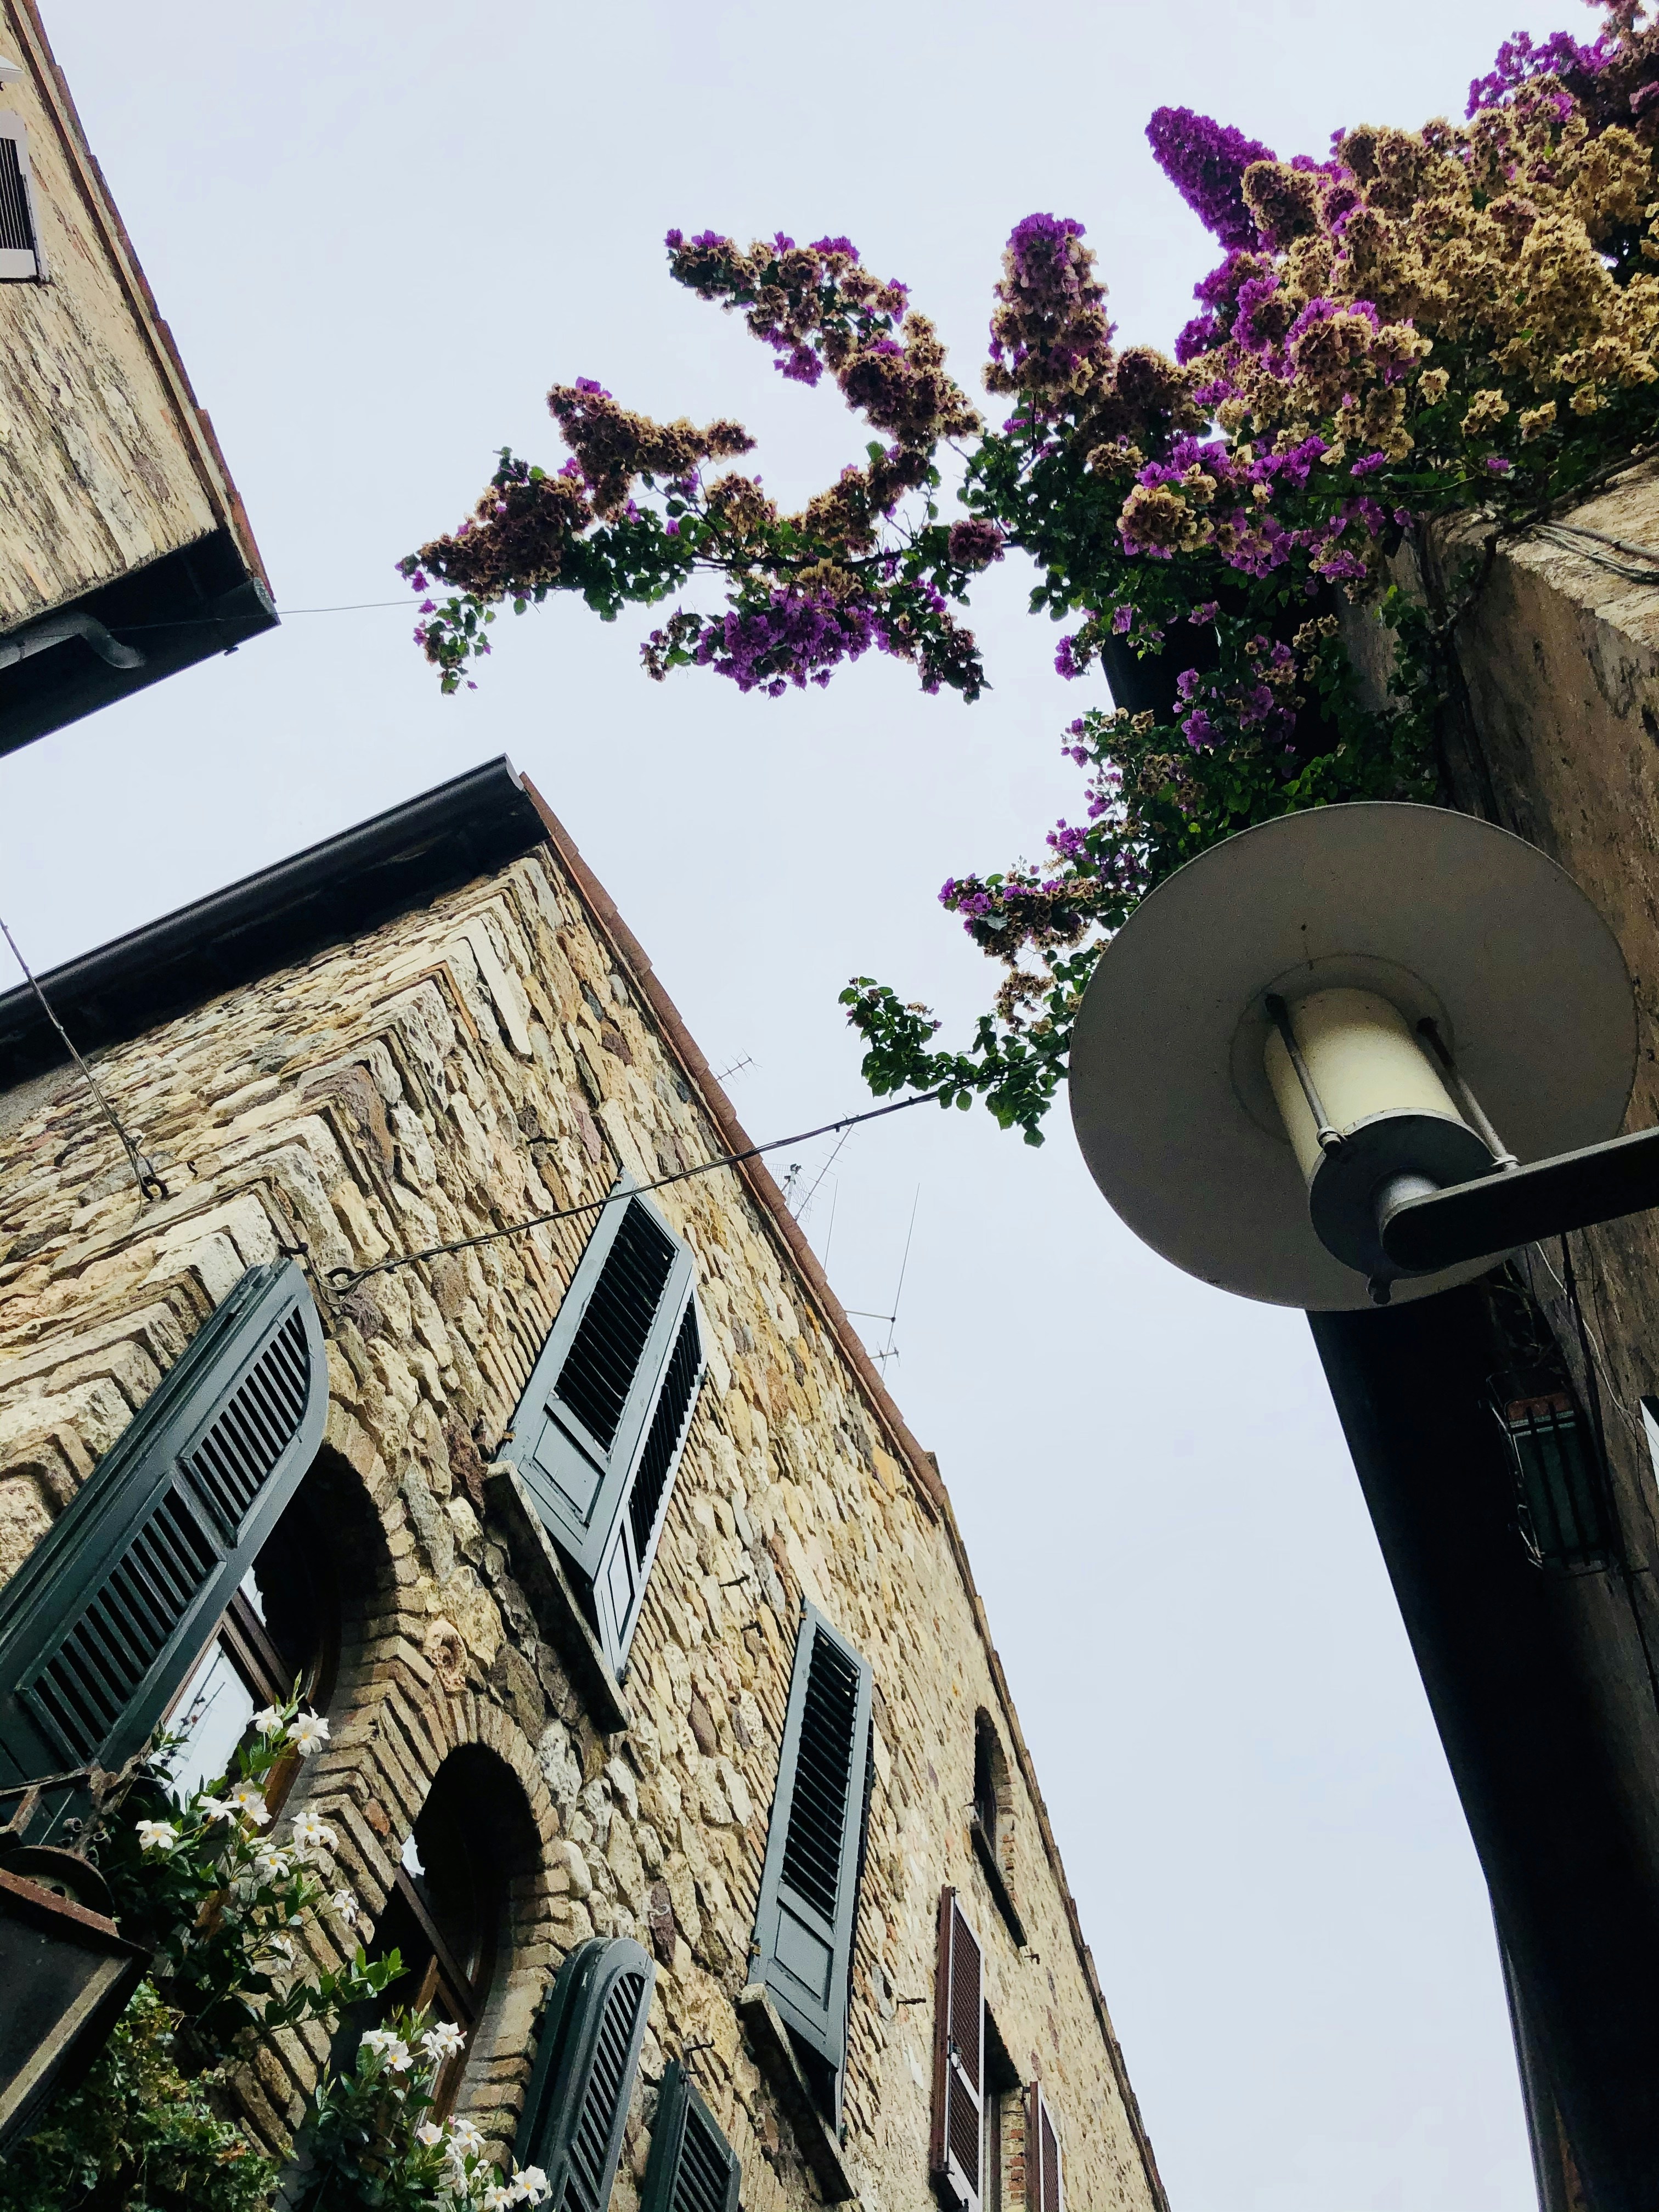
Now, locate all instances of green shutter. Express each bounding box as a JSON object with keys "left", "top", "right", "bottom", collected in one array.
[
  {"left": 515, "top": 1936, "right": 656, "bottom": 2211},
  {"left": 503, "top": 1183, "right": 702, "bottom": 1676},
  {"left": 751, "top": 1605, "right": 874, "bottom": 2077},
  {"left": 641, "top": 2059, "right": 740, "bottom": 2212},
  {"left": 0, "top": 1261, "right": 326, "bottom": 1831}
]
